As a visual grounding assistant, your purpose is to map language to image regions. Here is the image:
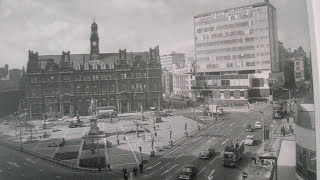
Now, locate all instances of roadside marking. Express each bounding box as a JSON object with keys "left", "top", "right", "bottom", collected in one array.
[
  {"left": 8, "top": 162, "right": 19, "bottom": 168},
  {"left": 197, "top": 167, "right": 206, "bottom": 175},
  {"left": 192, "top": 136, "right": 202, "bottom": 142},
  {"left": 207, "top": 137, "right": 216, "bottom": 143},
  {"left": 175, "top": 153, "right": 184, "bottom": 160},
  {"left": 26, "top": 158, "right": 36, "bottom": 164},
  {"left": 209, "top": 152, "right": 223, "bottom": 165},
  {"left": 208, "top": 170, "right": 215, "bottom": 180},
  {"left": 146, "top": 162, "right": 162, "bottom": 170},
  {"left": 160, "top": 162, "right": 171, "bottom": 169},
  {"left": 229, "top": 122, "right": 236, "bottom": 126},
  {"left": 161, "top": 164, "right": 178, "bottom": 176},
  {"left": 221, "top": 138, "right": 229, "bottom": 145}
]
